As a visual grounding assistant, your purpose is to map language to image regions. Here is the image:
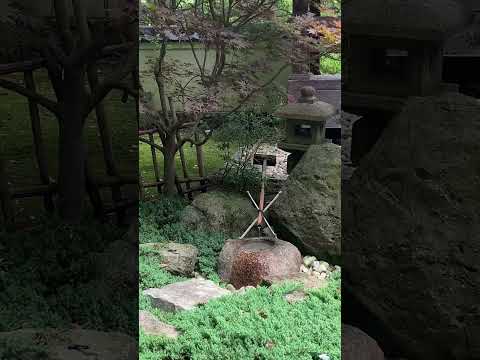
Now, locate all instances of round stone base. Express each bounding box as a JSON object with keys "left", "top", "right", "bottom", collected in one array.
[{"left": 218, "top": 238, "right": 302, "bottom": 289}]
